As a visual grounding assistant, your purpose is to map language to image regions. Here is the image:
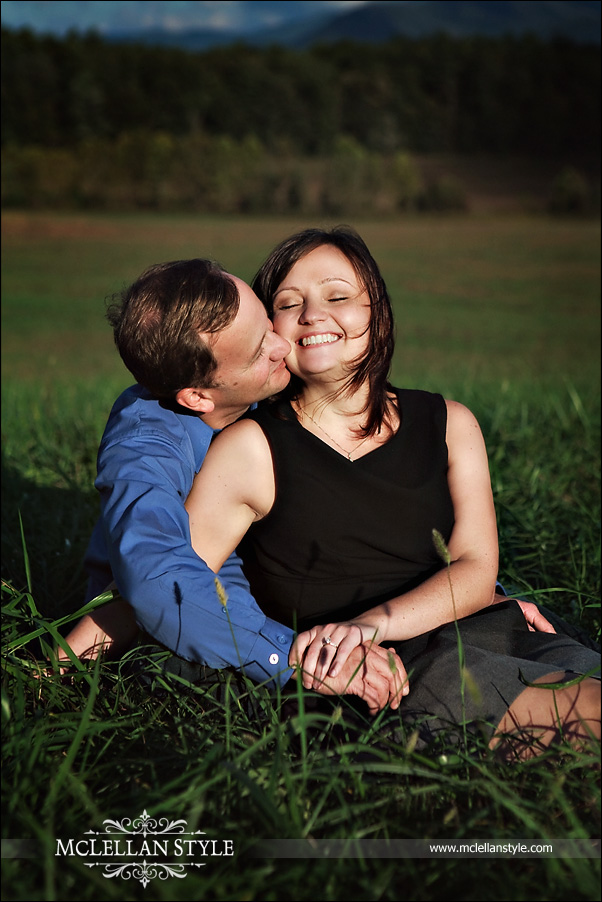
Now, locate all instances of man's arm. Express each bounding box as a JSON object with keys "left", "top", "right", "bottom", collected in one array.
[{"left": 87, "top": 422, "right": 295, "bottom": 687}]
